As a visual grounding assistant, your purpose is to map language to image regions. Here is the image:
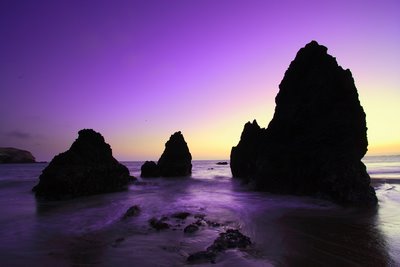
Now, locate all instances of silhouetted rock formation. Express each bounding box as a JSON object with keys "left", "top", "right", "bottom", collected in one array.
[
  {"left": 230, "top": 120, "right": 264, "bottom": 181},
  {"left": 140, "top": 161, "right": 160, "bottom": 177},
  {"left": 158, "top": 131, "right": 192, "bottom": 176},
  {"left": 32, "top": 129, "right": 134, "bottom": 199},
  {"left": 0, "top": 147, "right": 36, "bottom": 163},
  {"left": 187, "top": 229, "right": 252, "bottom": 264},
  {"left": 230, "top": 41, "right": 377, "bottom": 206},
  {"left": 140, "top": 131, "right": 192, "bottom": 177}
]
